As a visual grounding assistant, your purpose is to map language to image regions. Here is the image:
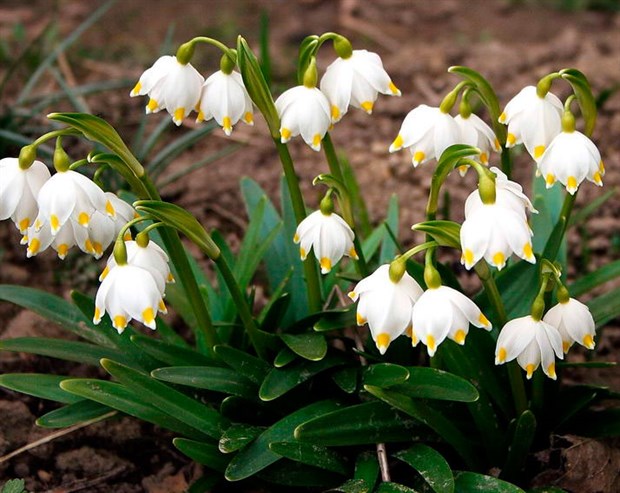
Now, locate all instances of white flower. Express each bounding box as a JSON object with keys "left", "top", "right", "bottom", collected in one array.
[
  {"left": 94, "top": 263, "right": 166, "bottom": 333},
  {"left": 293, "top": 210, "right": 357, "bottom": 274},
  {"left": 543, "top": 298, "right": 596, "bottom": 353},
  {"left": 411, "top": 286, "right": 492, "bottom": 356},
  {"left": 0, "top": 157, "right": 50, "bottom": 233},
  {"left": 349, "top": 264, "right": 423, "bottom": 355},
  {"left": 100, "top": 239, "right": 173, "bottom": 294},
  {"left": 537, "top": 130, "right": 604, "bottom": 194},
  {"left": 131, "top": 55, "right": 204, "bottom": 125},
  {"left": 499, "top": 85, "right": 563, "bottom": 160},
  {"left": 495, "top": 315, "right": 563, "bottom": 380},
  {"left": 196, "top": 70, "right": 254, "bottom": 135},
  {"left": 86, "top": 193, "right": 136, "bottom": 259},
  {"left": 319, "top": 49, "right": 400, "bottom": 123},
  {"left": 453, "top": 114, "right": 501, "bottom": 175},
  {"left": 389, "top": 105, "right": 460, "bottom": 167},
  {"left": 275, "top": 86, "right": 331, "bottom": 151},
  {"left": 26, "top": 219, "right": 90, "bottom": 259}
]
